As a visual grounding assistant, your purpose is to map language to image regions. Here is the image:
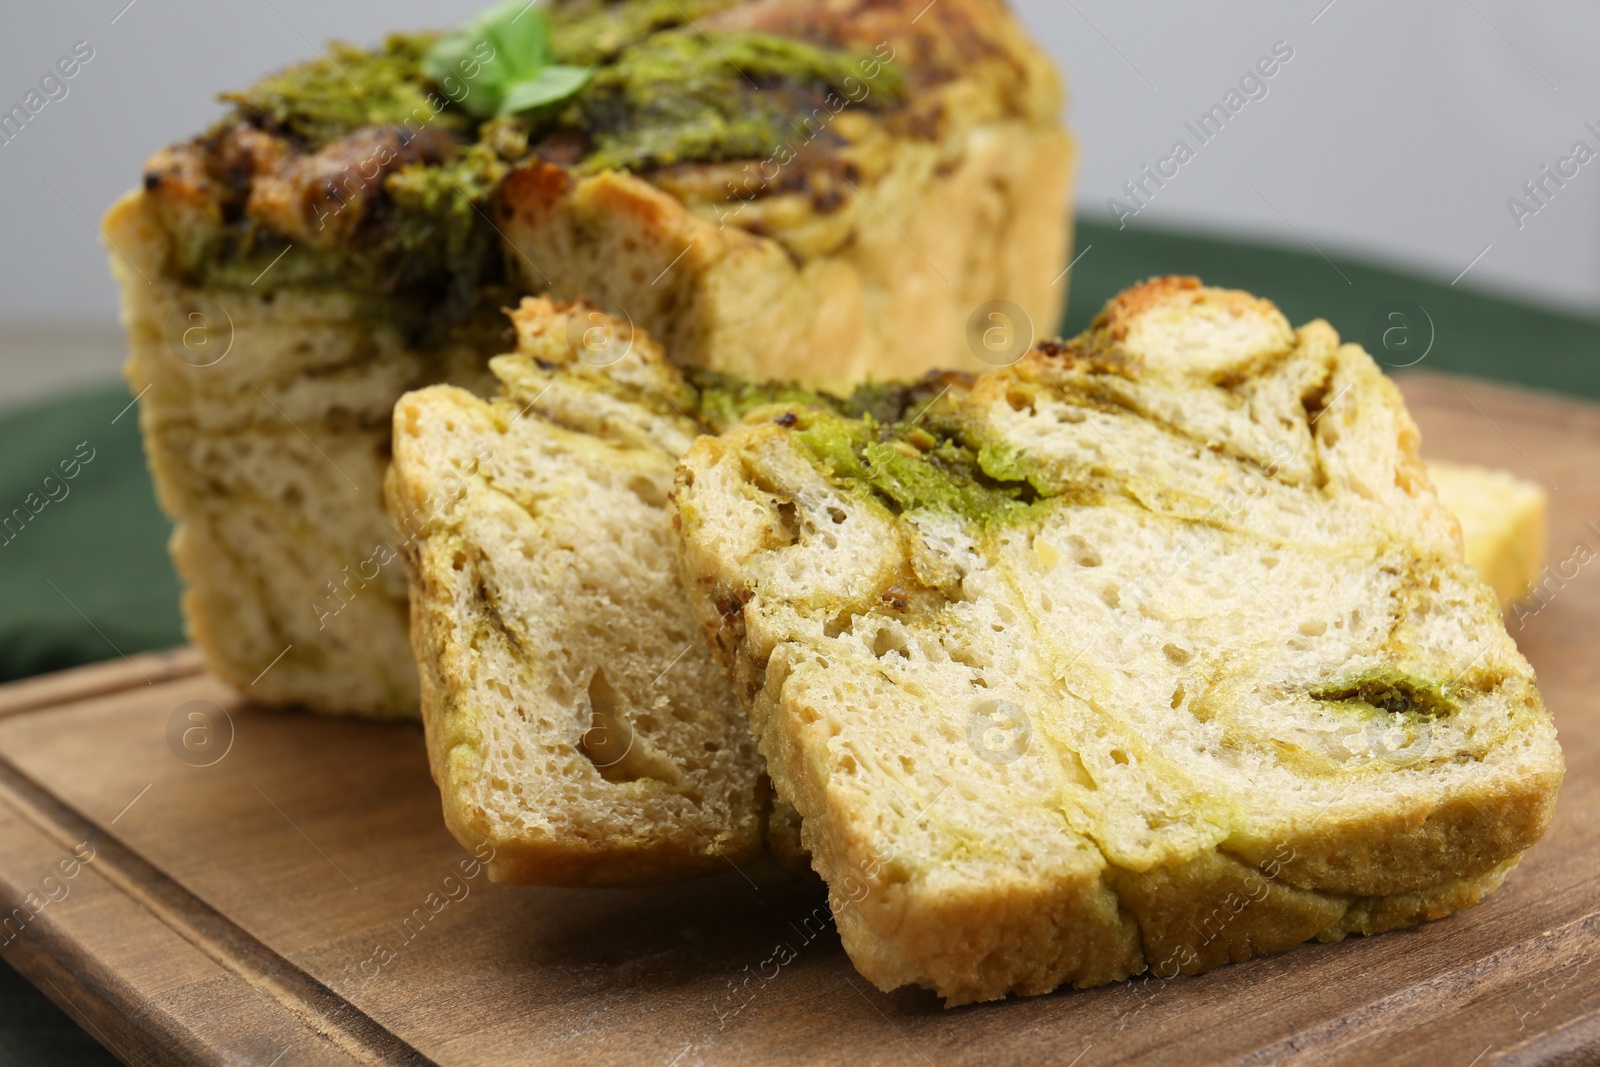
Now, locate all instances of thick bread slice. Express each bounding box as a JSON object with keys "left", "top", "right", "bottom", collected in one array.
[
  {"left": 387, "top": 296, "right": 790, "bottom": 884},
  {"left": 674, "top": 277, "right": 1564, "bottom": 1003},
  {"left": 1428, "top": 461, "right": 1548, "bottom": 607}
]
